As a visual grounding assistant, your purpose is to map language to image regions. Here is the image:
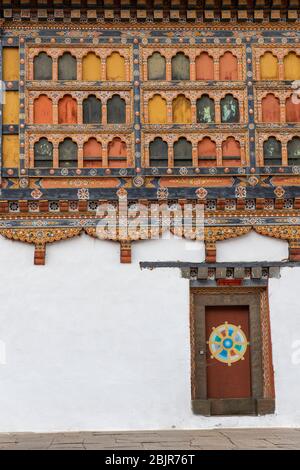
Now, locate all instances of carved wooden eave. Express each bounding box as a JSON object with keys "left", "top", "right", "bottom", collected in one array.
[
  {"left": 0, "top": 1, "right": 299, "bottom": 24},
  {"left": 1, "top": 219, "right": 300, "bottom": 265}
]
